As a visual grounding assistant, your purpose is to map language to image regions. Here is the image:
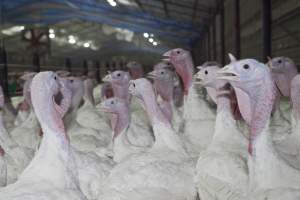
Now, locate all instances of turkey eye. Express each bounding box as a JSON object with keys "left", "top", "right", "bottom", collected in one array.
[
  {"left": 176, "top": 51, "right": 180, "bottom": 54},
  {"left": 204, "top": 70, "right": 208, "bottom": 75},
  {"left": 117, "top": 73, "right": 121, "bottom": 77},
  {"left": 161, "top": 71, "right": 164, "bottom": 75},
  {"left": 54, "top": 76, "right": 57, "bottom": 80},
  {"left": 70, "top": 79, "right": 74, "bottom": 83},
  {"left": 243, "top": 64, "right": 250, "bottom": 70},
  {"left": 167, "top": 62, "right": 171, "bottom": 66},
  {"left": 132, "top": 83, "right": 136, "bottom": 87},
  {"left": 278, "top": 60, "right": 282, "bottom": 64},
  {"left": 111, "top": 101, "right": 114, "bottom": 105}
]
